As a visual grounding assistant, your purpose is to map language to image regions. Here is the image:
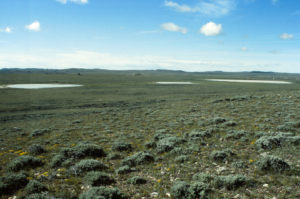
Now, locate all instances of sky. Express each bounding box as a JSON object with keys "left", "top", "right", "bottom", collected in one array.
[{"left": 0, "top": 0, "right": 299, "bottom": 72}]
